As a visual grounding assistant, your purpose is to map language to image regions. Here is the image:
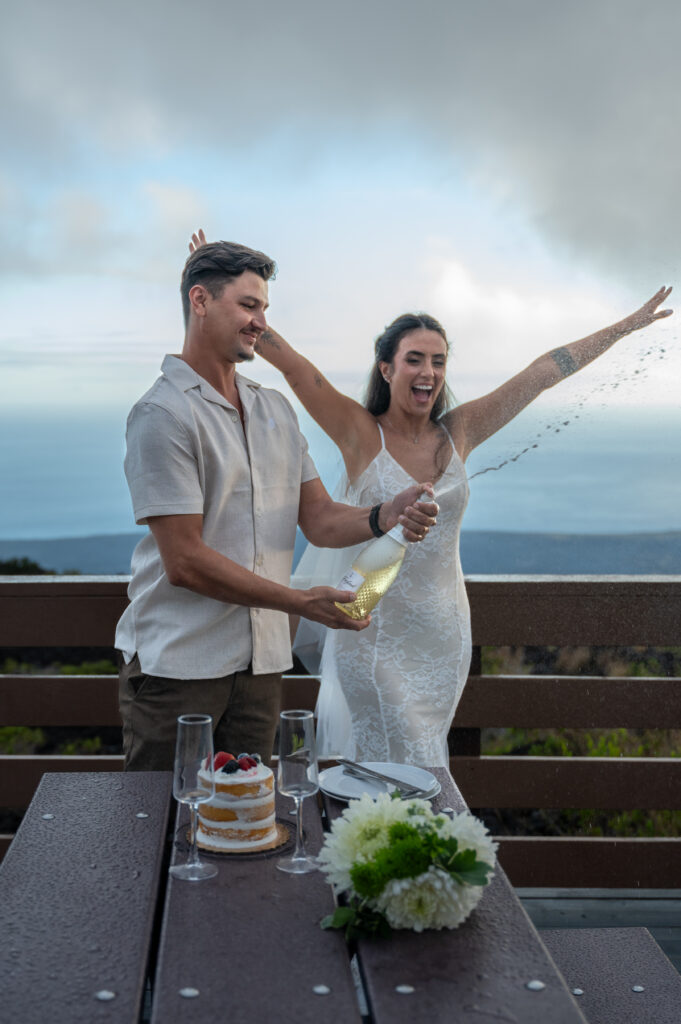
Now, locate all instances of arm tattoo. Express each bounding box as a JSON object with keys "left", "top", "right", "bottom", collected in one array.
[
  {"left": 313, "top": 373, "right": 324, "bottom": 389},
  {"left": 259, "top": 330, "right": 281, "bottom": 349},
  {"left": 549, "top": 346, "right": 578, "bottom": 377}
]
